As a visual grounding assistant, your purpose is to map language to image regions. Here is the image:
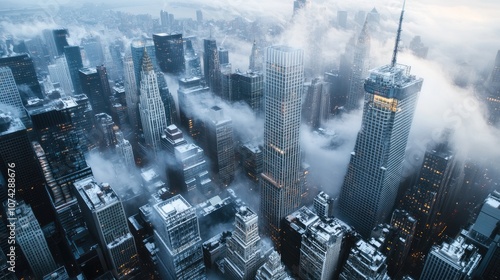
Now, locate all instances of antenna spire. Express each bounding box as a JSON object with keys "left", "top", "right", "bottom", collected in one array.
[{"left": 391, "top": 0, "right": 406, "bottom": 68}]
